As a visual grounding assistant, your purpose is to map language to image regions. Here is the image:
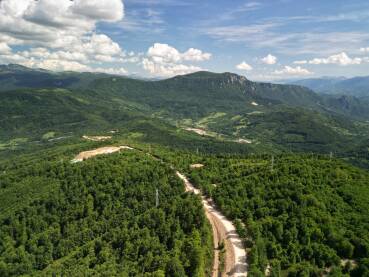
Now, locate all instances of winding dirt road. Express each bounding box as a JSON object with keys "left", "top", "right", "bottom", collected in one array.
[
  {"left": 72, "top": 145, "right": 248, "bottom": 276},
  {"left": 176, "top": 172, "right": 248, "bottom": 277}
]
